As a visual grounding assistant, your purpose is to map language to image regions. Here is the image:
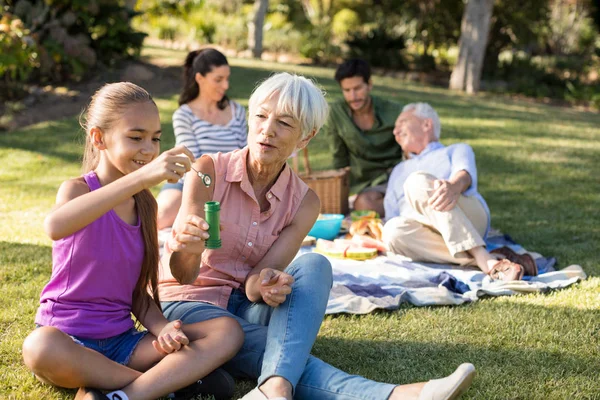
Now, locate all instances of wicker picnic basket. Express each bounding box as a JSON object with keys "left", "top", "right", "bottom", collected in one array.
[{"left": 294, "top": 148, "right": 349, "bottom": 215}]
